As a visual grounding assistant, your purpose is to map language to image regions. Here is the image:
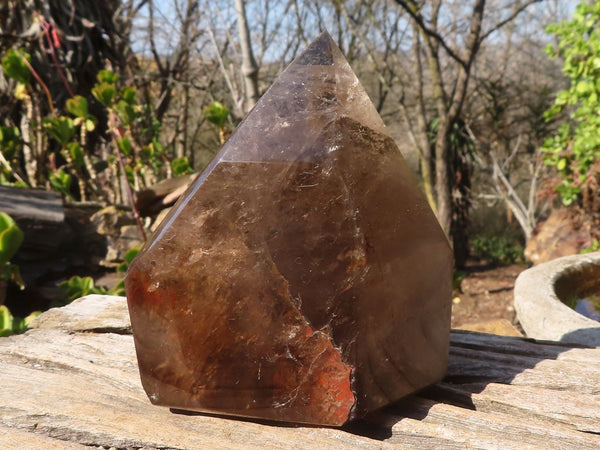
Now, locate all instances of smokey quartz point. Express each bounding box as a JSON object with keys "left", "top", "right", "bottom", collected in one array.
[{"left": 125, "top": 31, "right": 453, "bottom": 426}]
